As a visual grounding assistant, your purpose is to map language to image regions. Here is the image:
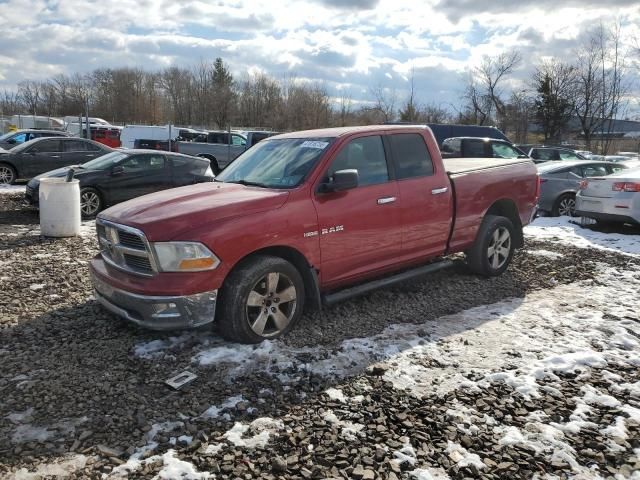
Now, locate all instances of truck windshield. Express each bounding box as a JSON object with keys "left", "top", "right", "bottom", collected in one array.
[{"left": 216, "top": 138, "right": 333, "bottom": 188}]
